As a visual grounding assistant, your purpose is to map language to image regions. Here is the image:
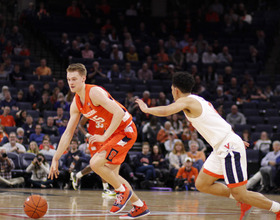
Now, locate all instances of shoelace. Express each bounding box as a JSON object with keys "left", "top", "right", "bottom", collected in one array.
[
  {"left": 114, "top": 193, "right": 124, "bottom": 205},
  {"left": 130, "top": 205, "right": 140, "bottom": 214}
]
